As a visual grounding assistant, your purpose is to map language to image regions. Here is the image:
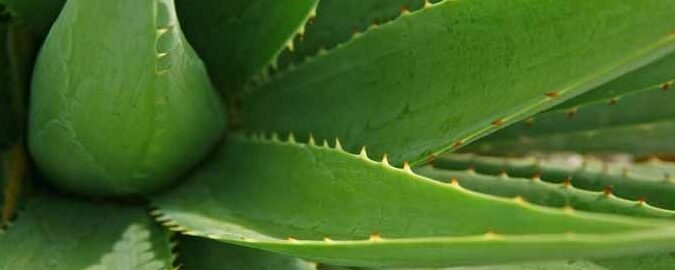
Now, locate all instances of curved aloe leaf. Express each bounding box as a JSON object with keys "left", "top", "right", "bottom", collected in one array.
[
  {"left": 241, "top": 0, "right": 675, "bottom": 166},
  {"left": 466, "top": 80, "right": 675, "bottom": 156},
  {"left": 28, "top": 0, "right": 226, "bottom": 196},
  {"left": 0, "top": 0, "right": 65, "bottom": 36},
  {"left": 175, "top": 0, "right": 319, "bottom": 93},
  {"left": 180, "top": 236, "right": 316, "bottom": 270},
  {"left": 279, "top": 0, "right": 432, "bottom": 66},
  {"left": 416, "top": 166, "right": 675, "bottom": 219},
  {"left": 472, "top": 86, "right": 675, "bottom": 142},
  {"left": 553, "top": 50, "right": 675, "bottom": 111},
  {"left": 434, "top": 154, "right": 675, "bottom": 210},
  {"left": 0, "top": 194, "right": 173, "bottom": 270},
  {"left": 468, "top": 119, "right": 675, "bottom": 157},
  {"left": 154, "top": 135, "right": 675, "bottom": 268}
]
